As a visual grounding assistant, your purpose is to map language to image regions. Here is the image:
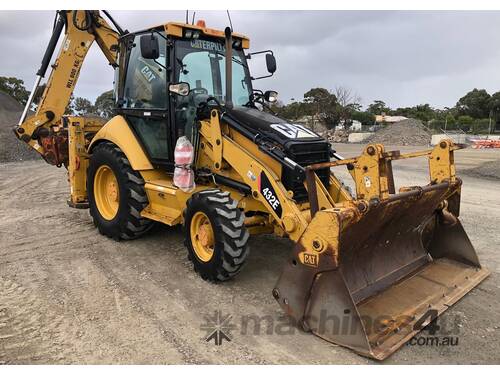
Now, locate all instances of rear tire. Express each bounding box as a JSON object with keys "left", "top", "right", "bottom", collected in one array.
[
  {"left": 87, "top": 142, "right": 153, "bottom": 240},
  {"left": 183, "top": 190, "right": 250, "bottom": 281}
]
